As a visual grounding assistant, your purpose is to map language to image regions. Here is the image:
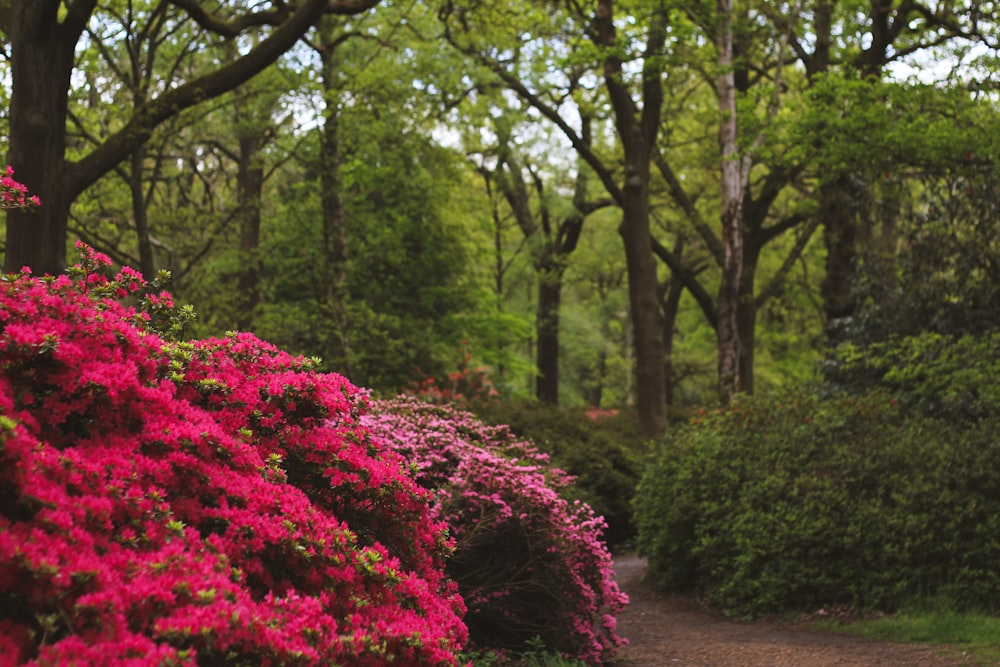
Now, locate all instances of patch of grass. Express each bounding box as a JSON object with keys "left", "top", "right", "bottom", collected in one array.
[{"left": 812, "top": 604, "right": 1000, "bottom": 666}]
